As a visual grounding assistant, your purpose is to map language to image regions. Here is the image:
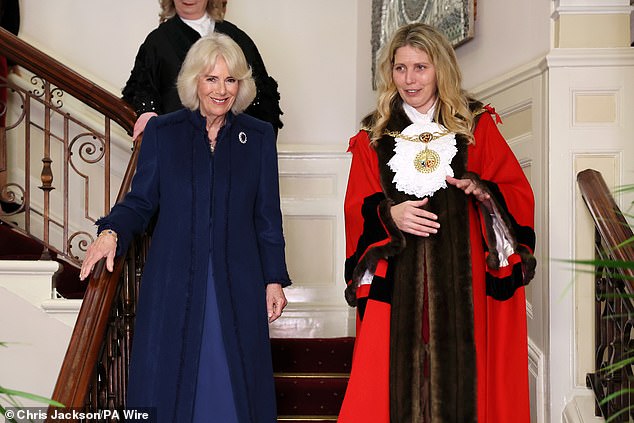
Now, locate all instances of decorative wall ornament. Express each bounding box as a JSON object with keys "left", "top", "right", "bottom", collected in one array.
[{"left": 371, "top": 0, "right": 476, "bottom": 84}]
